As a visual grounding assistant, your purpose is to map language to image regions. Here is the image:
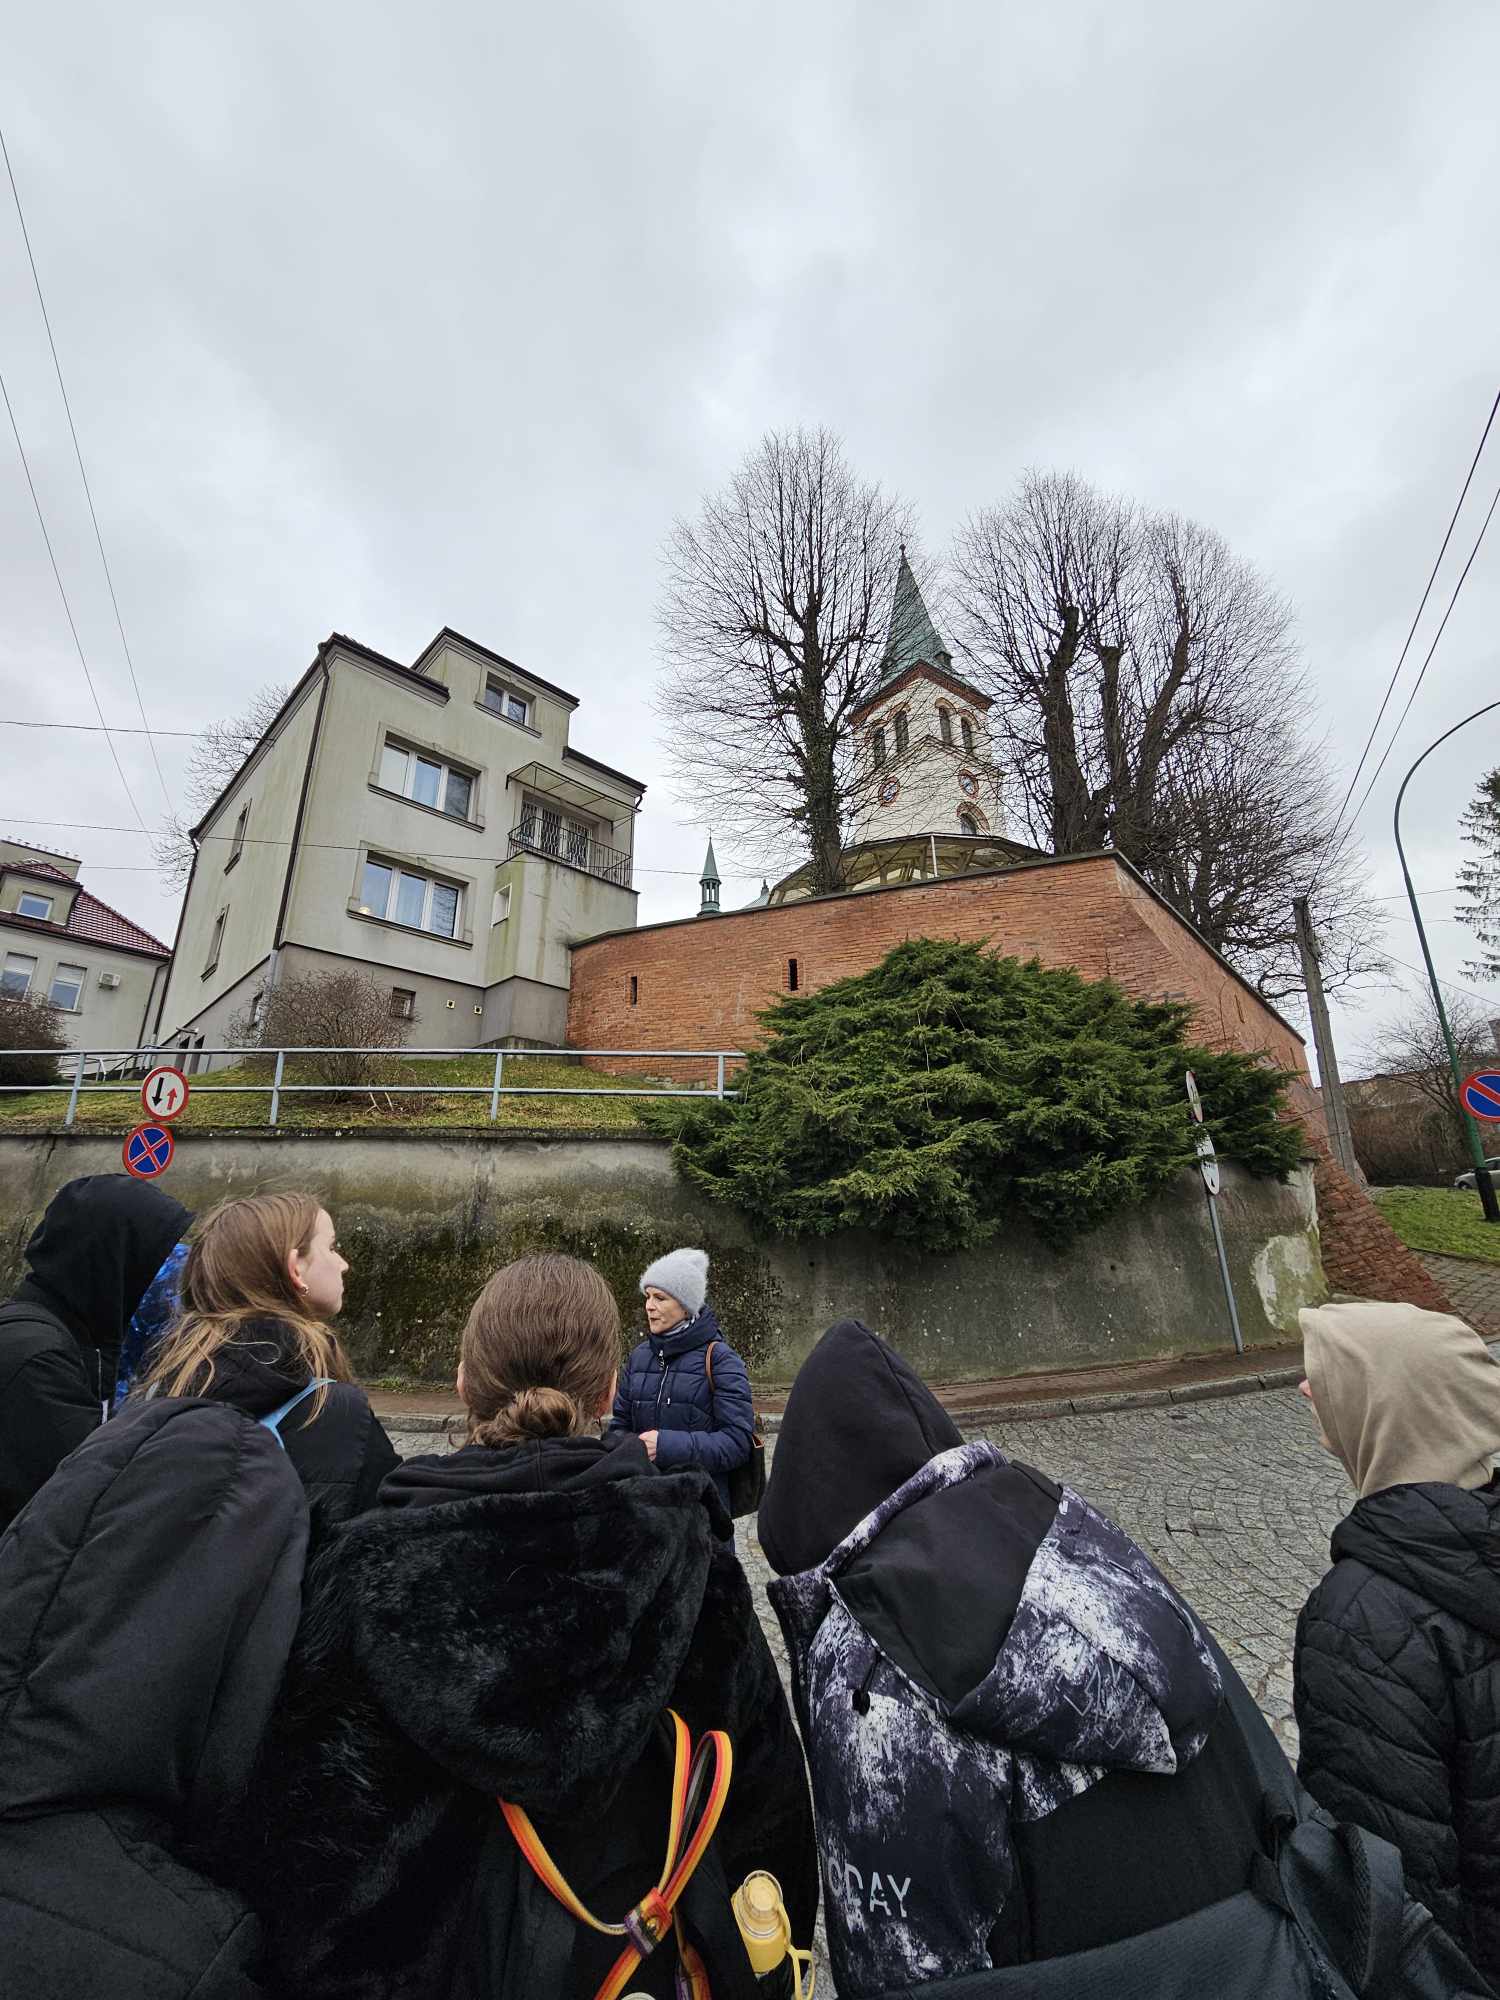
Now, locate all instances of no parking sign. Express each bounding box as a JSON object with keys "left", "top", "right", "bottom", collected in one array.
[
  {"left": 1460, "top": 1071, "right": 1500, "bottom": 1122},
  {"left": 123, "top": 1124, "right": 175, "bottom": 1179}
]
